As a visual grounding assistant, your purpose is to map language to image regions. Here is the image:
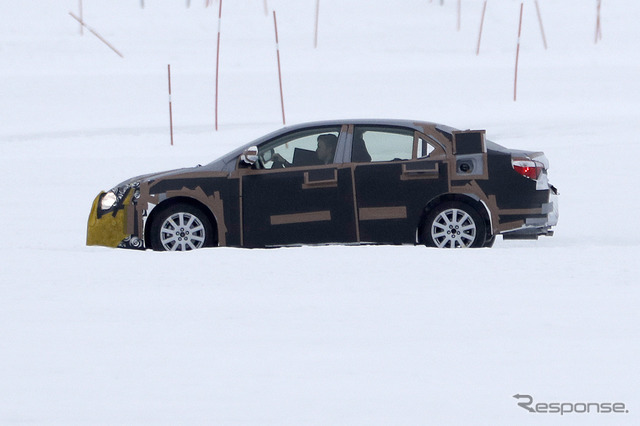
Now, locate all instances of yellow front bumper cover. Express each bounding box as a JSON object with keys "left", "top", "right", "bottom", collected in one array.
[{"left": 86, "top": 191, "right": 132, "bottom": 248}]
